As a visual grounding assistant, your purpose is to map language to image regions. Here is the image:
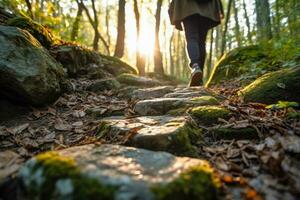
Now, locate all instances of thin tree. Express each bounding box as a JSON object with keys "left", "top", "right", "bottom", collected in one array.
[
  {"left": 133, "top": 0, "right": 146, "bottom": 75},
  {"left": 233, "top": 0, "right": 242, "bottom": 46},
  {"left": 242, "top": 0, "right": 252, "bottom": 43},
  {"left": 71, "top": 0, "right": 83, "bottom": 41},
  {"left": 154, "top": 0, "right": 164, "bottom": 75},
  {"left": 255, "top": 0, "right": 272, "bottom": 41},
  {"left": 114, "top": 0, "right": 126, "bottom": 58},
  {"left": 81, "top": 0, "right": 109, "bottom": 52},
  {"left": 221, "top": 0, "right": 233, "bottom": 56}
]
